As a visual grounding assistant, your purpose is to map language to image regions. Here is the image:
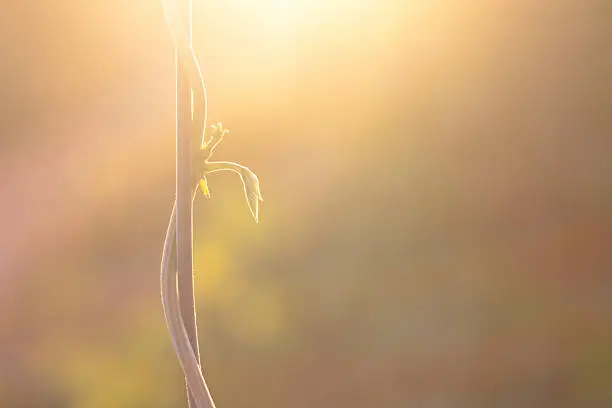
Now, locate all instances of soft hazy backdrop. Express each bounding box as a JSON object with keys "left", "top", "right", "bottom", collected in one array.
[{"left": 1, "top": 1, "right": 611, "bottom": 407}]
